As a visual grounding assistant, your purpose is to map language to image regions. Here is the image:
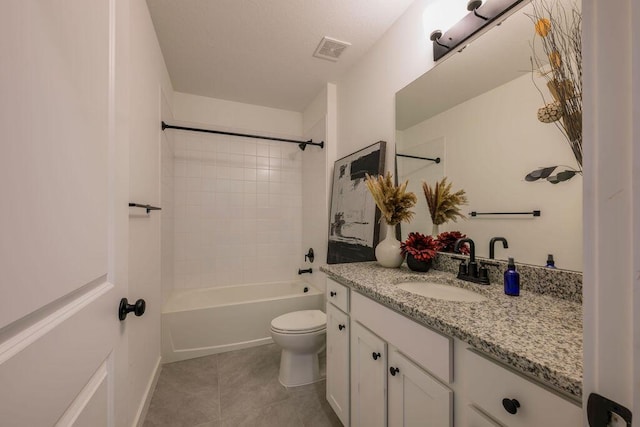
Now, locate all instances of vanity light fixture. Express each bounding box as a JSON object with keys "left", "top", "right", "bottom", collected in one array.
[{"left": 431, "top": 0, "right": 526, "bottom": 61}]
